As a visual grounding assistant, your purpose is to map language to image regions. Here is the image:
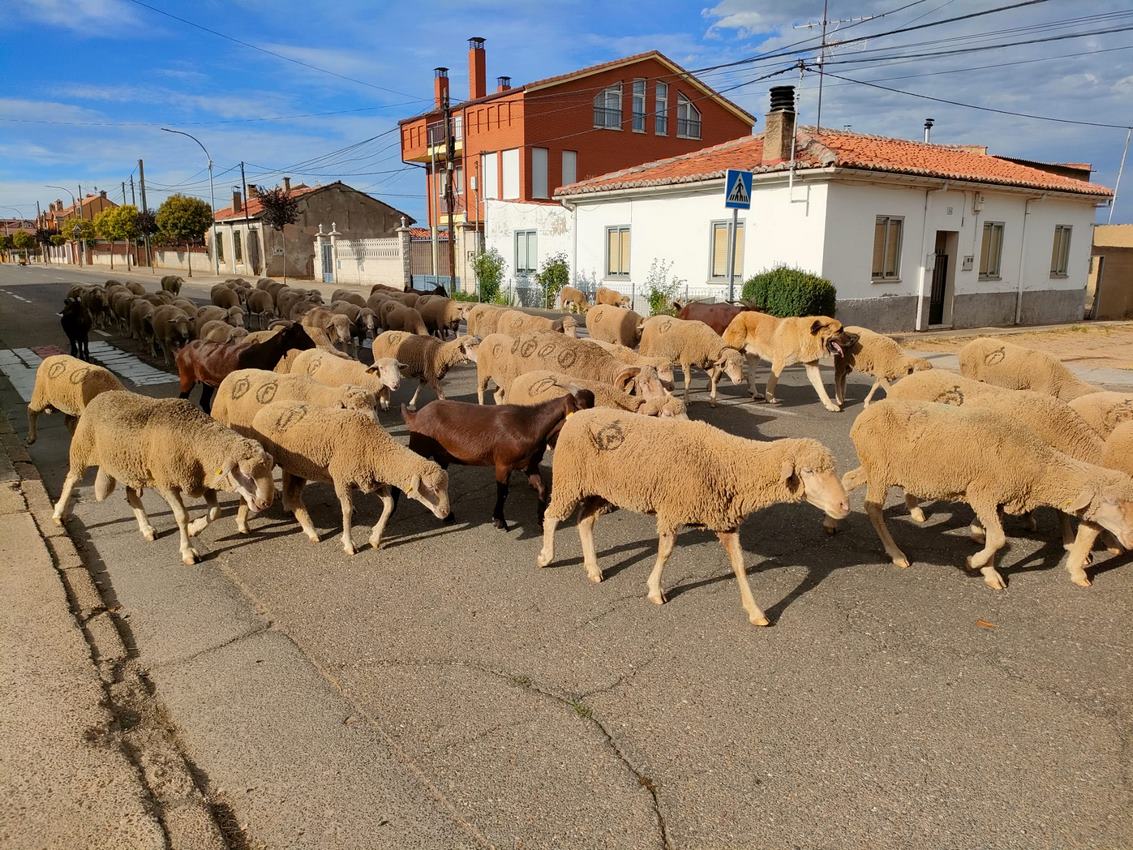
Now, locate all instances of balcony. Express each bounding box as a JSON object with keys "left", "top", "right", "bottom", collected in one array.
[{"left": 426, "top": 116, "right": 463, "bottom": 160}]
